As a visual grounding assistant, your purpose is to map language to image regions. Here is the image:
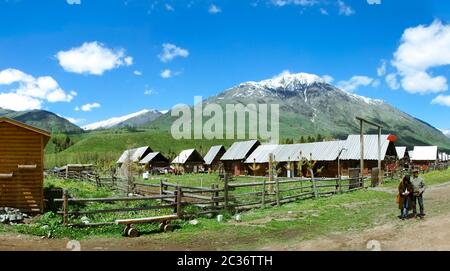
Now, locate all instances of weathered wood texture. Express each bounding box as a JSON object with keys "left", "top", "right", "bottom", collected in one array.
[{"left": 0, "top": 121, "right": 49, "bottom": 213}]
